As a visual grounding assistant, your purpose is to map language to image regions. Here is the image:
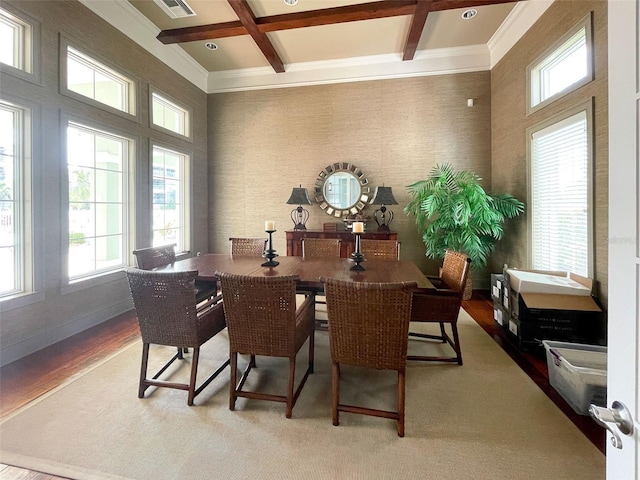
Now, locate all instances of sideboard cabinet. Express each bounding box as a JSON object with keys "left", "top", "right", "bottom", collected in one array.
[{"left": 286, "top": 230, "right": 398, "bottom": 258}]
